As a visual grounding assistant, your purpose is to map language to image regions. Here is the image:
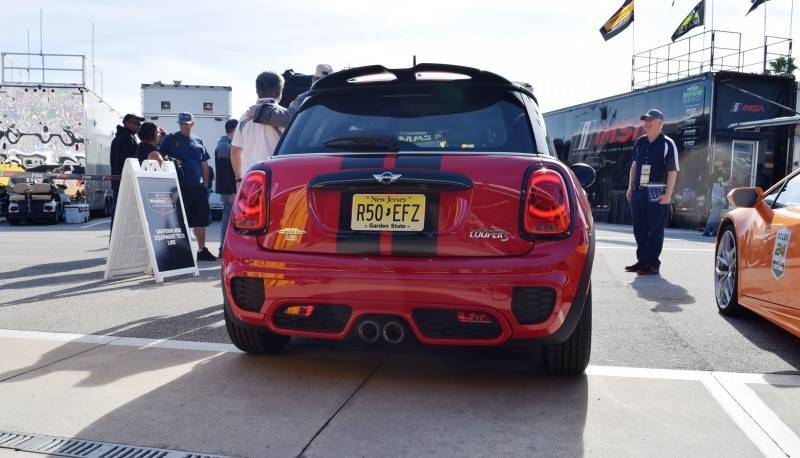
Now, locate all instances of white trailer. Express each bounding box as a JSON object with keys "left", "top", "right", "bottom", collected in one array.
[
  {"left": 141, "top": 83, "right": 232, "bottom": 167},
  {"left": 1, "top": 52, "right": 120, "bottom": 214}
]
